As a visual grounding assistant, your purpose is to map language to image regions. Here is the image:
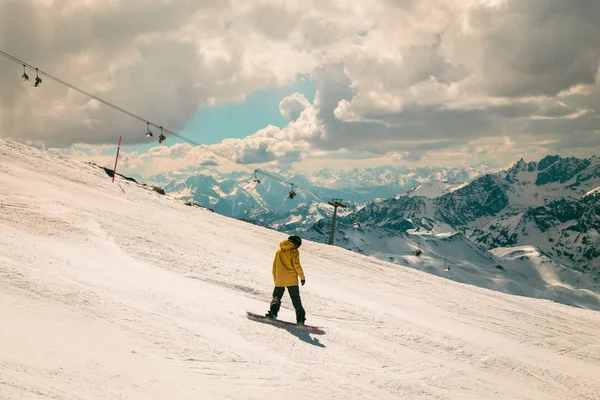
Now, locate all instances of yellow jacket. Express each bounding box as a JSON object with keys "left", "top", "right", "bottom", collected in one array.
[{"left": 272, "top": 240, "right": 305, "bottom": 287}]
